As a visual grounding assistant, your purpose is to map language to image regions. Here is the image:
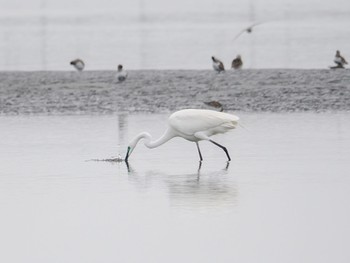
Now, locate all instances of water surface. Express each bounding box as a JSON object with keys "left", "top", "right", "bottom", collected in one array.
[{"left": 0, "top": 112, "right": 349, "bottom": 262}]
